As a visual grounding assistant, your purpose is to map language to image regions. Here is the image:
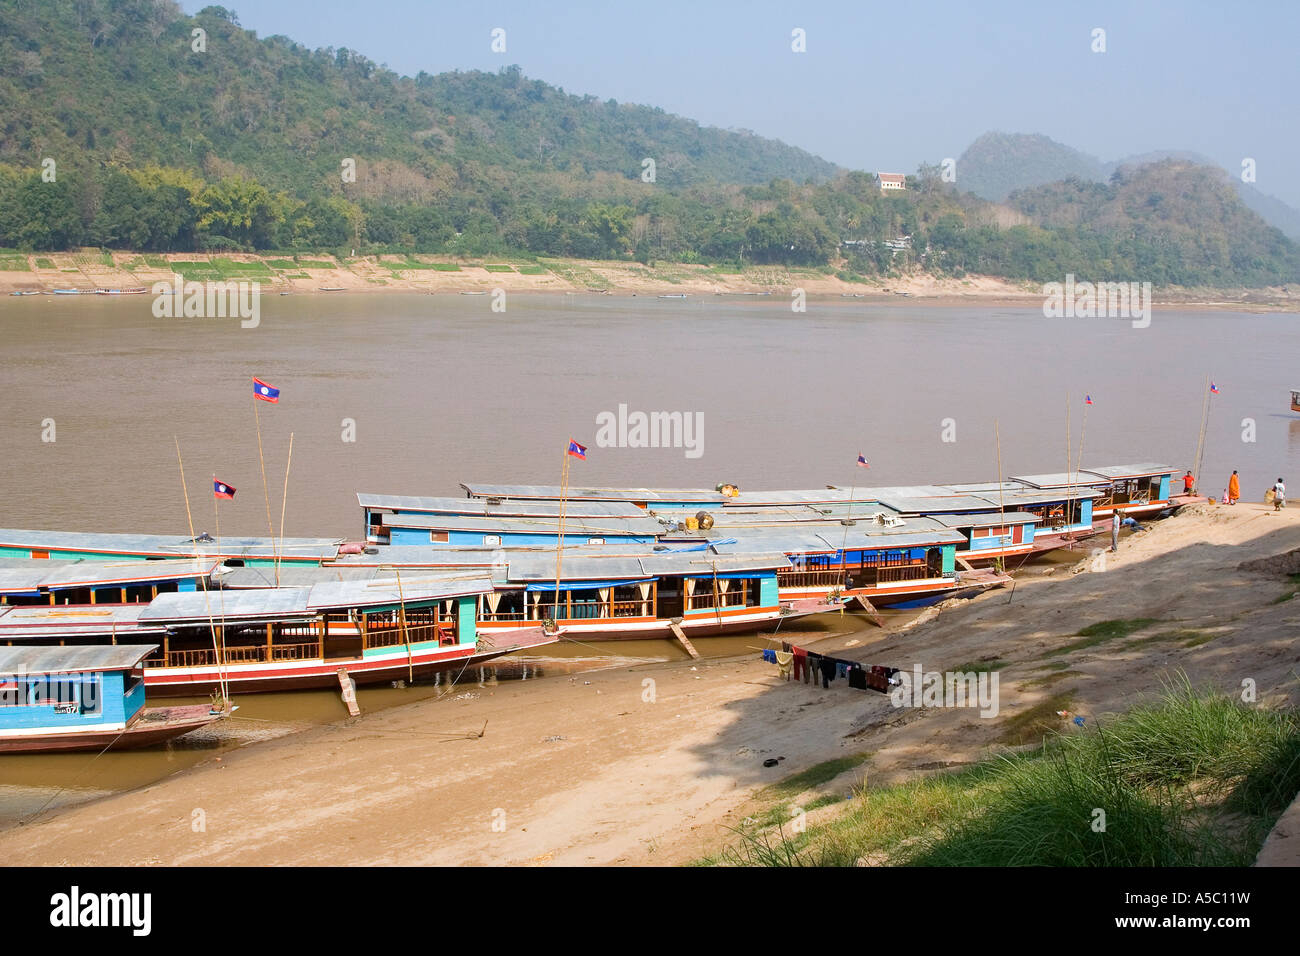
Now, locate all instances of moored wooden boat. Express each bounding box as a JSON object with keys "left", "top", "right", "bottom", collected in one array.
[
  {"left": 0, "top": 645, "right": 222, "bottom": 753},
  {"left": 0, "top": 575, "right": 554, "bottom": 696}
]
